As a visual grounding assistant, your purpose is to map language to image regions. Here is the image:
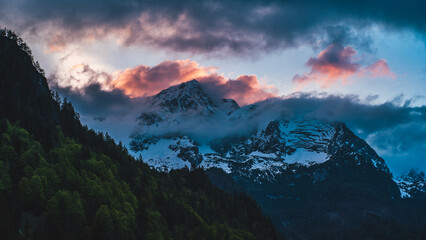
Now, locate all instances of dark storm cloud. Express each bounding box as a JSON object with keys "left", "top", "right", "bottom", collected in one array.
[
  {"left": 1, "top": 0, "right": 425, "bottom": 54},
  {"left": 274, "top": 93, "right": 426, "bottom": 136},
  {"left": 53, "top": 83, "right": 132, "bottom": 117},
  {"left": 322, "top": 26, "right": 374, "bottom": 51},
  {"left": 365, "top": 121, "right": 426, "bottom": 174},
  {"left": 367, "top": 122, "right": 426, "bottom": 154}
]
